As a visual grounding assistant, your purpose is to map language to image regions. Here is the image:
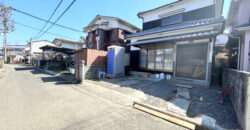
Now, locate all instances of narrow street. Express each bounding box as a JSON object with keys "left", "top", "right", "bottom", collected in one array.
[{"left": 0, "top": 64, "right": 186, "bottom": 130}]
